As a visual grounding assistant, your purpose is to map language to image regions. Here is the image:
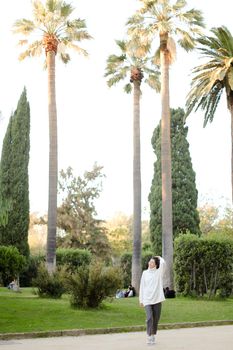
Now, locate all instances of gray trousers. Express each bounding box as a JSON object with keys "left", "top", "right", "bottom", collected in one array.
[{"left": 145, "top": 303, "right": 162, "bottom": 336}]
